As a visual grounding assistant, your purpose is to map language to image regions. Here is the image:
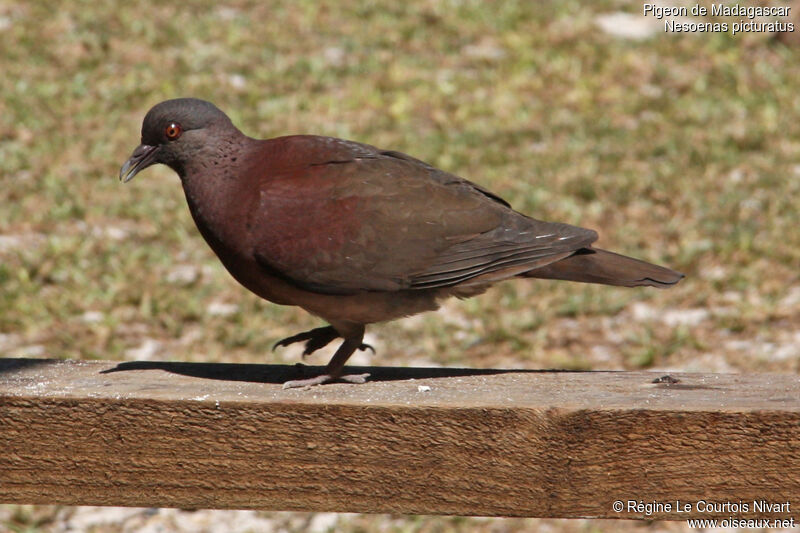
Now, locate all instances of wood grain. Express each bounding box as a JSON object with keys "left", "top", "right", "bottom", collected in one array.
[{"left": 0, "top": 358, "right": 798, "bottom": 519}]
